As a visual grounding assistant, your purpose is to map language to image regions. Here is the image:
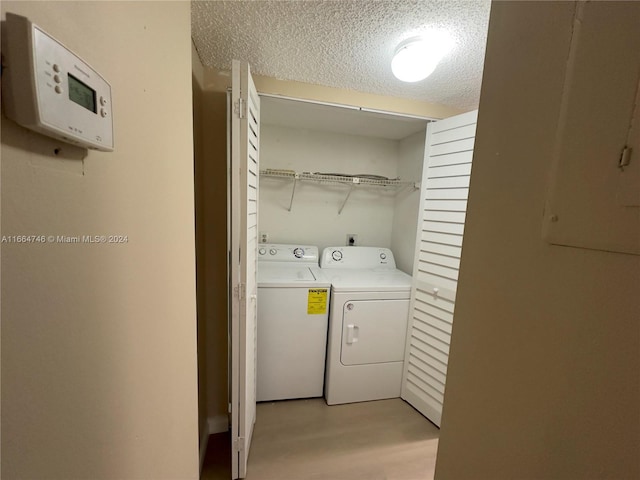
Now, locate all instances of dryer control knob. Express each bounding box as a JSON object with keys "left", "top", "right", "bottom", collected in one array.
[
  {"left": 293, "top": 247, "right": 305, "bottom": 258},
  {"left": 269, "top": 248, "right": 277, "bottom": 255},
  {"left": 332, "top": 250, "right": 343, "bottom": 261},
  {"left": 259, "top": 248, "right": 266, "bottom": 255},
  {"left": 380, "top": 252, "right": 387, "bottom": 260}
]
